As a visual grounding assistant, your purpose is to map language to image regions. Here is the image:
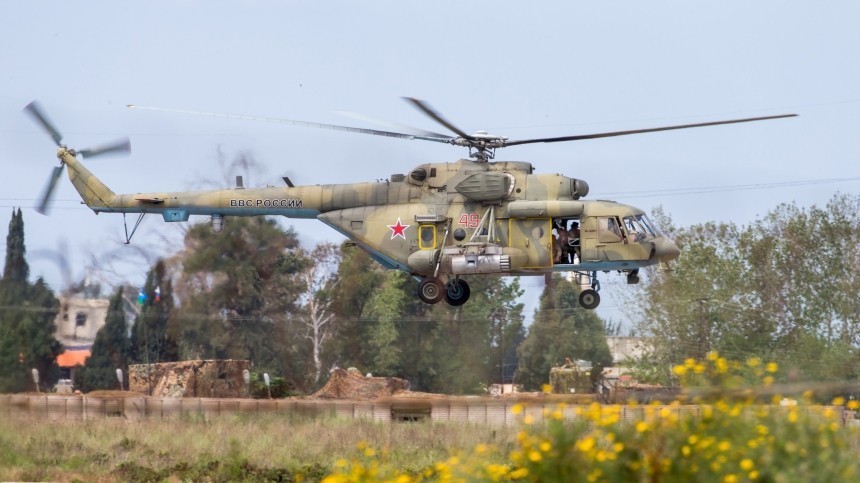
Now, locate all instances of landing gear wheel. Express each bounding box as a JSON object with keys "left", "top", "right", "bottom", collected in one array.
[
  {"left": 579, "top": 289, "right": 600, "bottom": 310},
  {"left": 418, "top": 278, "right": 444, "bottom": 304},
  {"left": 444, "top": 279, "right": 471, "bottom": 306}
]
